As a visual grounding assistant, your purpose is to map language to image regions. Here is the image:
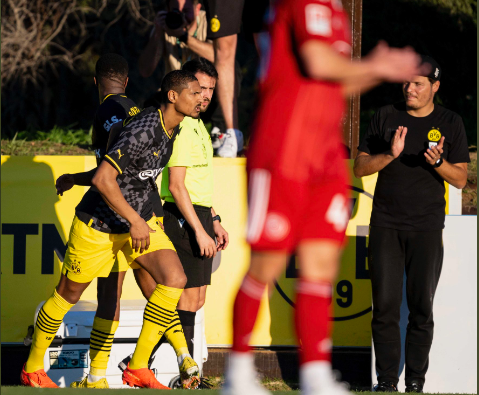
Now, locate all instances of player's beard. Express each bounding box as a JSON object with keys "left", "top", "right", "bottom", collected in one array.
[
  {"left": 190, "top": 103, "right": 209, "bottom": 119},
  {"left": 200, "top": 99, "right": 211, "bottom": 113}
]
